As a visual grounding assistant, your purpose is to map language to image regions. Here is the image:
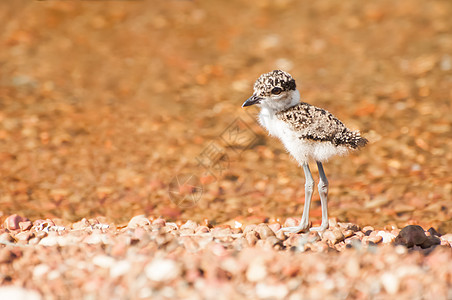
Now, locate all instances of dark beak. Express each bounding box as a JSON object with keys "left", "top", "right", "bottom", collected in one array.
[{"left": 242, "top": 94, "right": 262, "bottom": 107}]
